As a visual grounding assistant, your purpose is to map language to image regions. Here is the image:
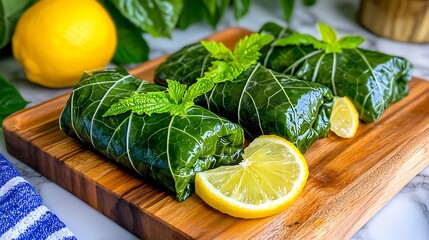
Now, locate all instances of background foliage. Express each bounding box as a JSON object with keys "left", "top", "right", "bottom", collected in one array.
[
  {"left": 0, "top": 0, "right": 316, "bottom": 63},
  {"left": 0, "top": 0, "right": 316, "bottom": 123}
]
